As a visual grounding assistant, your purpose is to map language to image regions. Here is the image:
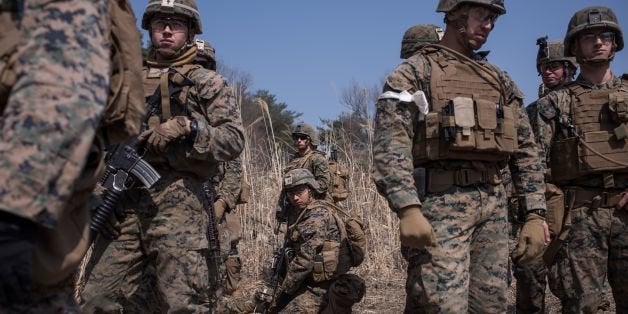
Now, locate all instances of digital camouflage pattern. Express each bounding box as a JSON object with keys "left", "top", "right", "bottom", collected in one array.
[
  {"left": 277, "top": 199, "right": 355, "bottom": 313},
  {"left": 0, "top": 0, "right": 109, "bottom": 229},
  {"left": 400, "top": 24, "right": 443, "bottom": 59},
  {"left": 284, "top": 151, "right": 330, "bottom": 194},
  {"left": 0, "top": 0, "right": 113, "bottom": 312},
  {"left": 533, "top": 74, "right": 628, "bottom": 312},
  {"left": 80, "top": 25, "right": 244, "bottom": 310},
  {"left": 404, "top": 184, "right": 509, "bottom": 313},
  {"left": 215, "top": 157, "right": 244, "bottom": 295},
  {"left": 80, "top": 172, "right": 215, "bottom": 312},
  {"left": 373, "top": 45, "right": 546, "bottom": 312}
]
